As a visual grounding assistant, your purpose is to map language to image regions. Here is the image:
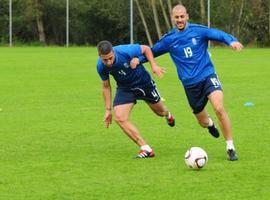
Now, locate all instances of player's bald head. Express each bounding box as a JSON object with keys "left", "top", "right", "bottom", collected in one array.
[
  {"left": 172, "top": 4, "right": 187, "bottom": 15},
  {"left": 171, "top": 4, "right": 189, "bottom": 31}
]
